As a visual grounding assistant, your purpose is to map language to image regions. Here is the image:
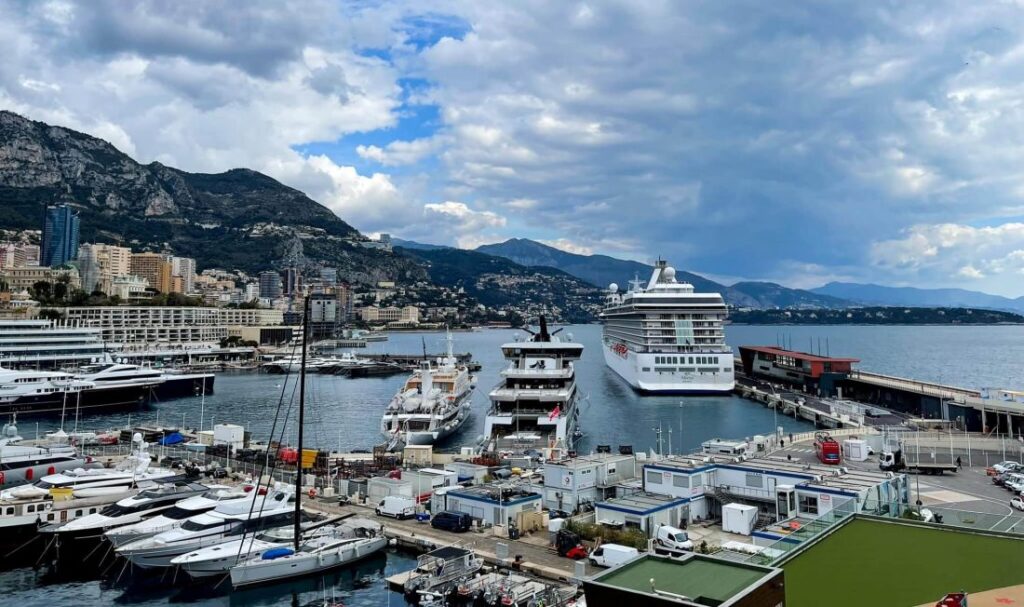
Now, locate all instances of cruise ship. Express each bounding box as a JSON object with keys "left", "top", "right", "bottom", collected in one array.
[
  {"left": 381, "top": 331, "right": 474, "bottom": 447},
  {"left": 601, "top": 260, "right": 734, "bottom": 394},
  {"left": 481, "top": 317, "right": 583, "bottom": 459}
]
